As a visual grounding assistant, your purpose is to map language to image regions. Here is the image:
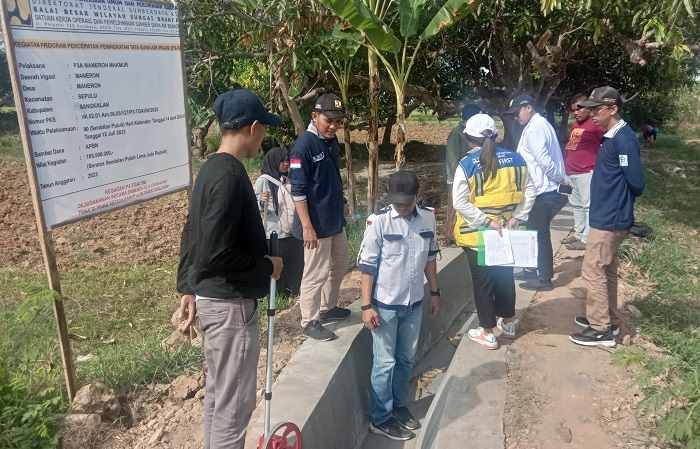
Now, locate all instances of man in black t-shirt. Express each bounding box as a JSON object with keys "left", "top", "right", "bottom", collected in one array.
[{"left": 176, "top": 88, "right": 283, "bottom": 449}]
